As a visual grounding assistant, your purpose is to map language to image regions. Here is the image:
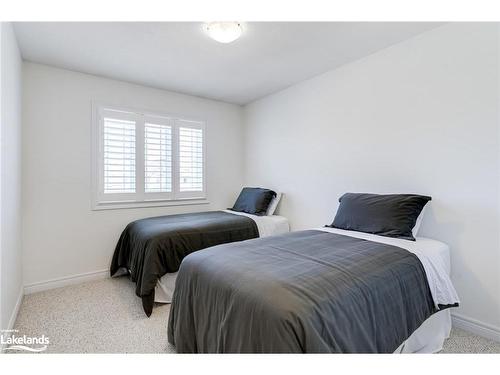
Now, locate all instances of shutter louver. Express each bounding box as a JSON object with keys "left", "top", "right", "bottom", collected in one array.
[
  {"left": 103, "top": 117, "right": 136, "bottom": 194},
  {"left": 179, "top": 126, "right": 203, "bottom": 192},
  {"left": 145, "top": 123, "right": 172, "bottom": 193}
]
